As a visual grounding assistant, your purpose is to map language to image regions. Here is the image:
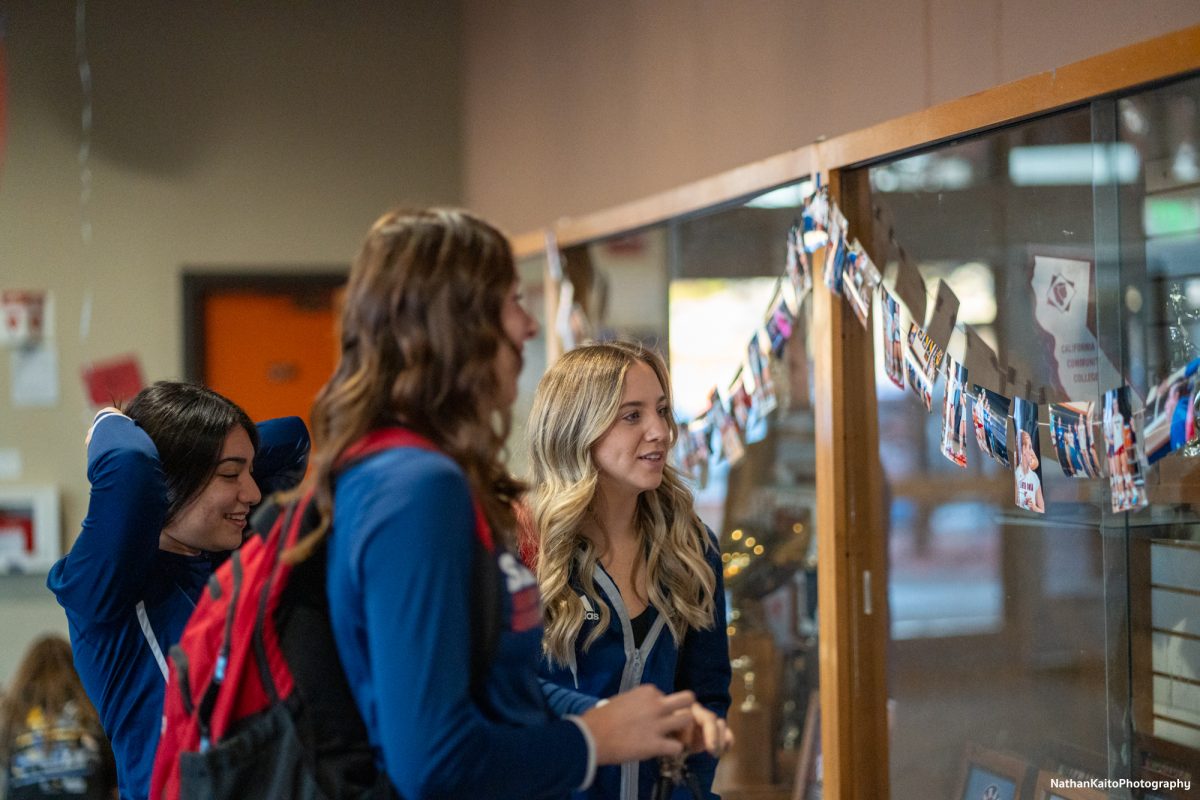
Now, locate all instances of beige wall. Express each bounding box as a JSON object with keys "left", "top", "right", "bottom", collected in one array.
[
  {"left": 0, "top": 0, "right": 462, "bottom": 679},
  {"left": 463, "top": 0, "right": 1200, "bottom": 235}
]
